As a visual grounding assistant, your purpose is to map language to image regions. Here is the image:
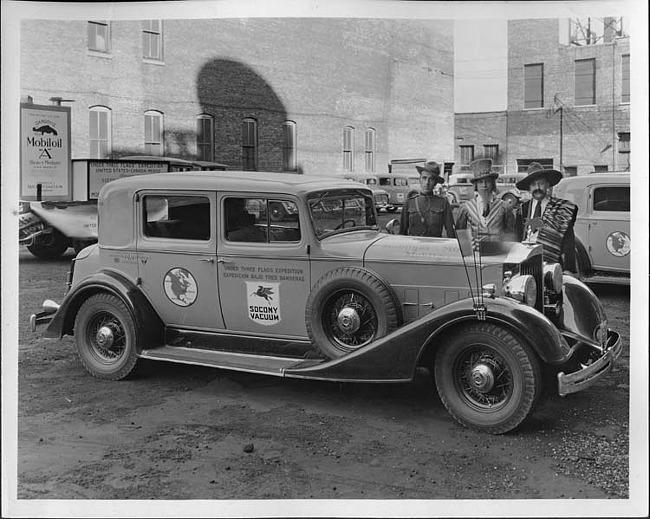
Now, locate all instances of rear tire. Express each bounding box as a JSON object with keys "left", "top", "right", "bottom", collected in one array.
[
  {"left": 74, "top": 293, "right": 139, "bottom": 380},
  {"left": 434, "top": 322, "right": 542, "bottom": 434},
  {"left": 27, "top": 230, "right": 70, "bottom": 259}
]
